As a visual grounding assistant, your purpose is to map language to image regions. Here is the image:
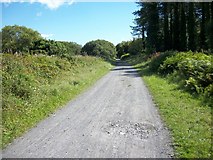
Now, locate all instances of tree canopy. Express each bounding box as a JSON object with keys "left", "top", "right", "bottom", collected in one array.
[
  {"left": 2, "top": 25, "right": 42, "bottom": 53},
  {"left": 1, "top": 25, "right": 82, "bottom": 58},
  {"left": 132, "top": 2, "right": 213, "bottom": 53},
  {"left": 81, "top": 39, "right": 116, "bottom": 60}
]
